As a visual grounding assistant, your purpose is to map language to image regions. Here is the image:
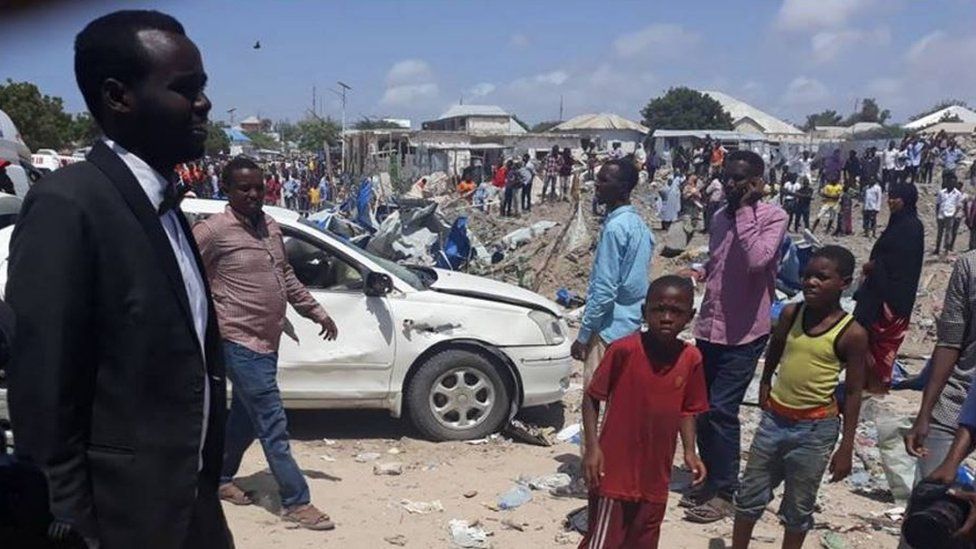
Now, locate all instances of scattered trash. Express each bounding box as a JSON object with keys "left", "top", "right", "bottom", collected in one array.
[
  {"left": 384, "top": 534, "right": 408, "bottom": 546},
  {"left": 319, "top": 454, "right": 337, "bottom": 462},
  {"left": 501, "top": 221, "right": 557, "bottom": 250},
  {"left": 555, "top": 288, "right": 585, "bottom": 308},
  {"left": 564, "top": 505, "right": 588, "bottom": 534},
  {"left": 322, "top": 438, "right": 337, "bottom": 446},
  {"left": 400, "top": 499, "right": 444, "bottom": 515},
  {"left": 819, "top": 531, "right": 847, "bottom": 549},
  {"left": 465, "top": 434, "right": 503, "bottom": 446},
  {"left": 355, "top": 452, "right": 381, "bottom": 463},
  {"left": 374, "top": 462, "right": 403, "bottom": 476},
  {"left": 519, "top": 473, "right": 572, "bottom": 491},
  {"left": 463, "top": 490, "right": 478, "bottom": 499},
  {"left": 554, "top": 532, "right": 575, "bottom": 545},
  {"left": 555, "top": 424, "right": 582, "bottom": 445},
  {"left": 500, "top": 517, "right": 526, "bottom": 532},
  {"left": 387, "top": 447, "right": 402, "bottom": 455},
  {"left": 503, "top": 420, "right": 555, "bottom": 447},
  {"left": 497, "top": 485, "right": 532, "bottom": 510},
  {"left": 448, "top": 519, "right": 490, "bottom": 548}
]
